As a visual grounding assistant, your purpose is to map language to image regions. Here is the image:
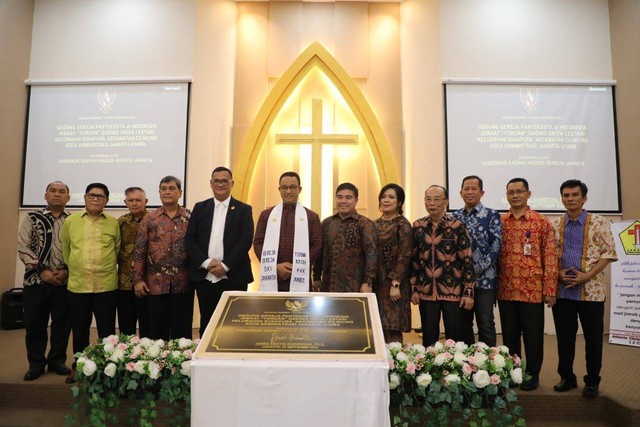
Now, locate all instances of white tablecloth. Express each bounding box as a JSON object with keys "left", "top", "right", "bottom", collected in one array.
[{"left": 191, "top": 358, "right": 390, "bottom": 427}]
